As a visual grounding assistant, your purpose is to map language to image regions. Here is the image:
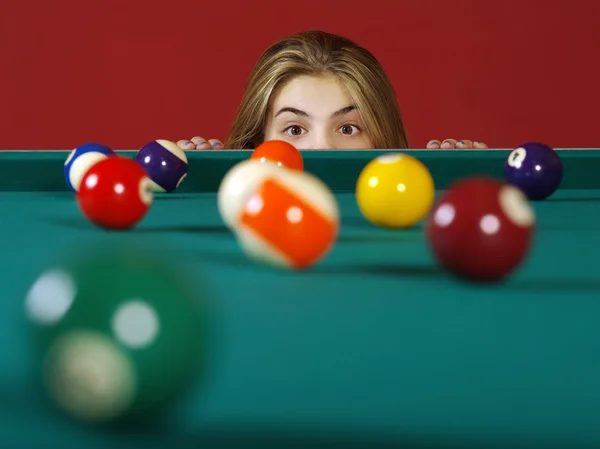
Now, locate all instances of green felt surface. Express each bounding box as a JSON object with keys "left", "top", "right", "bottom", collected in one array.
[{"left": 1, "top": 150, "right": 600, "bottom": 449}]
